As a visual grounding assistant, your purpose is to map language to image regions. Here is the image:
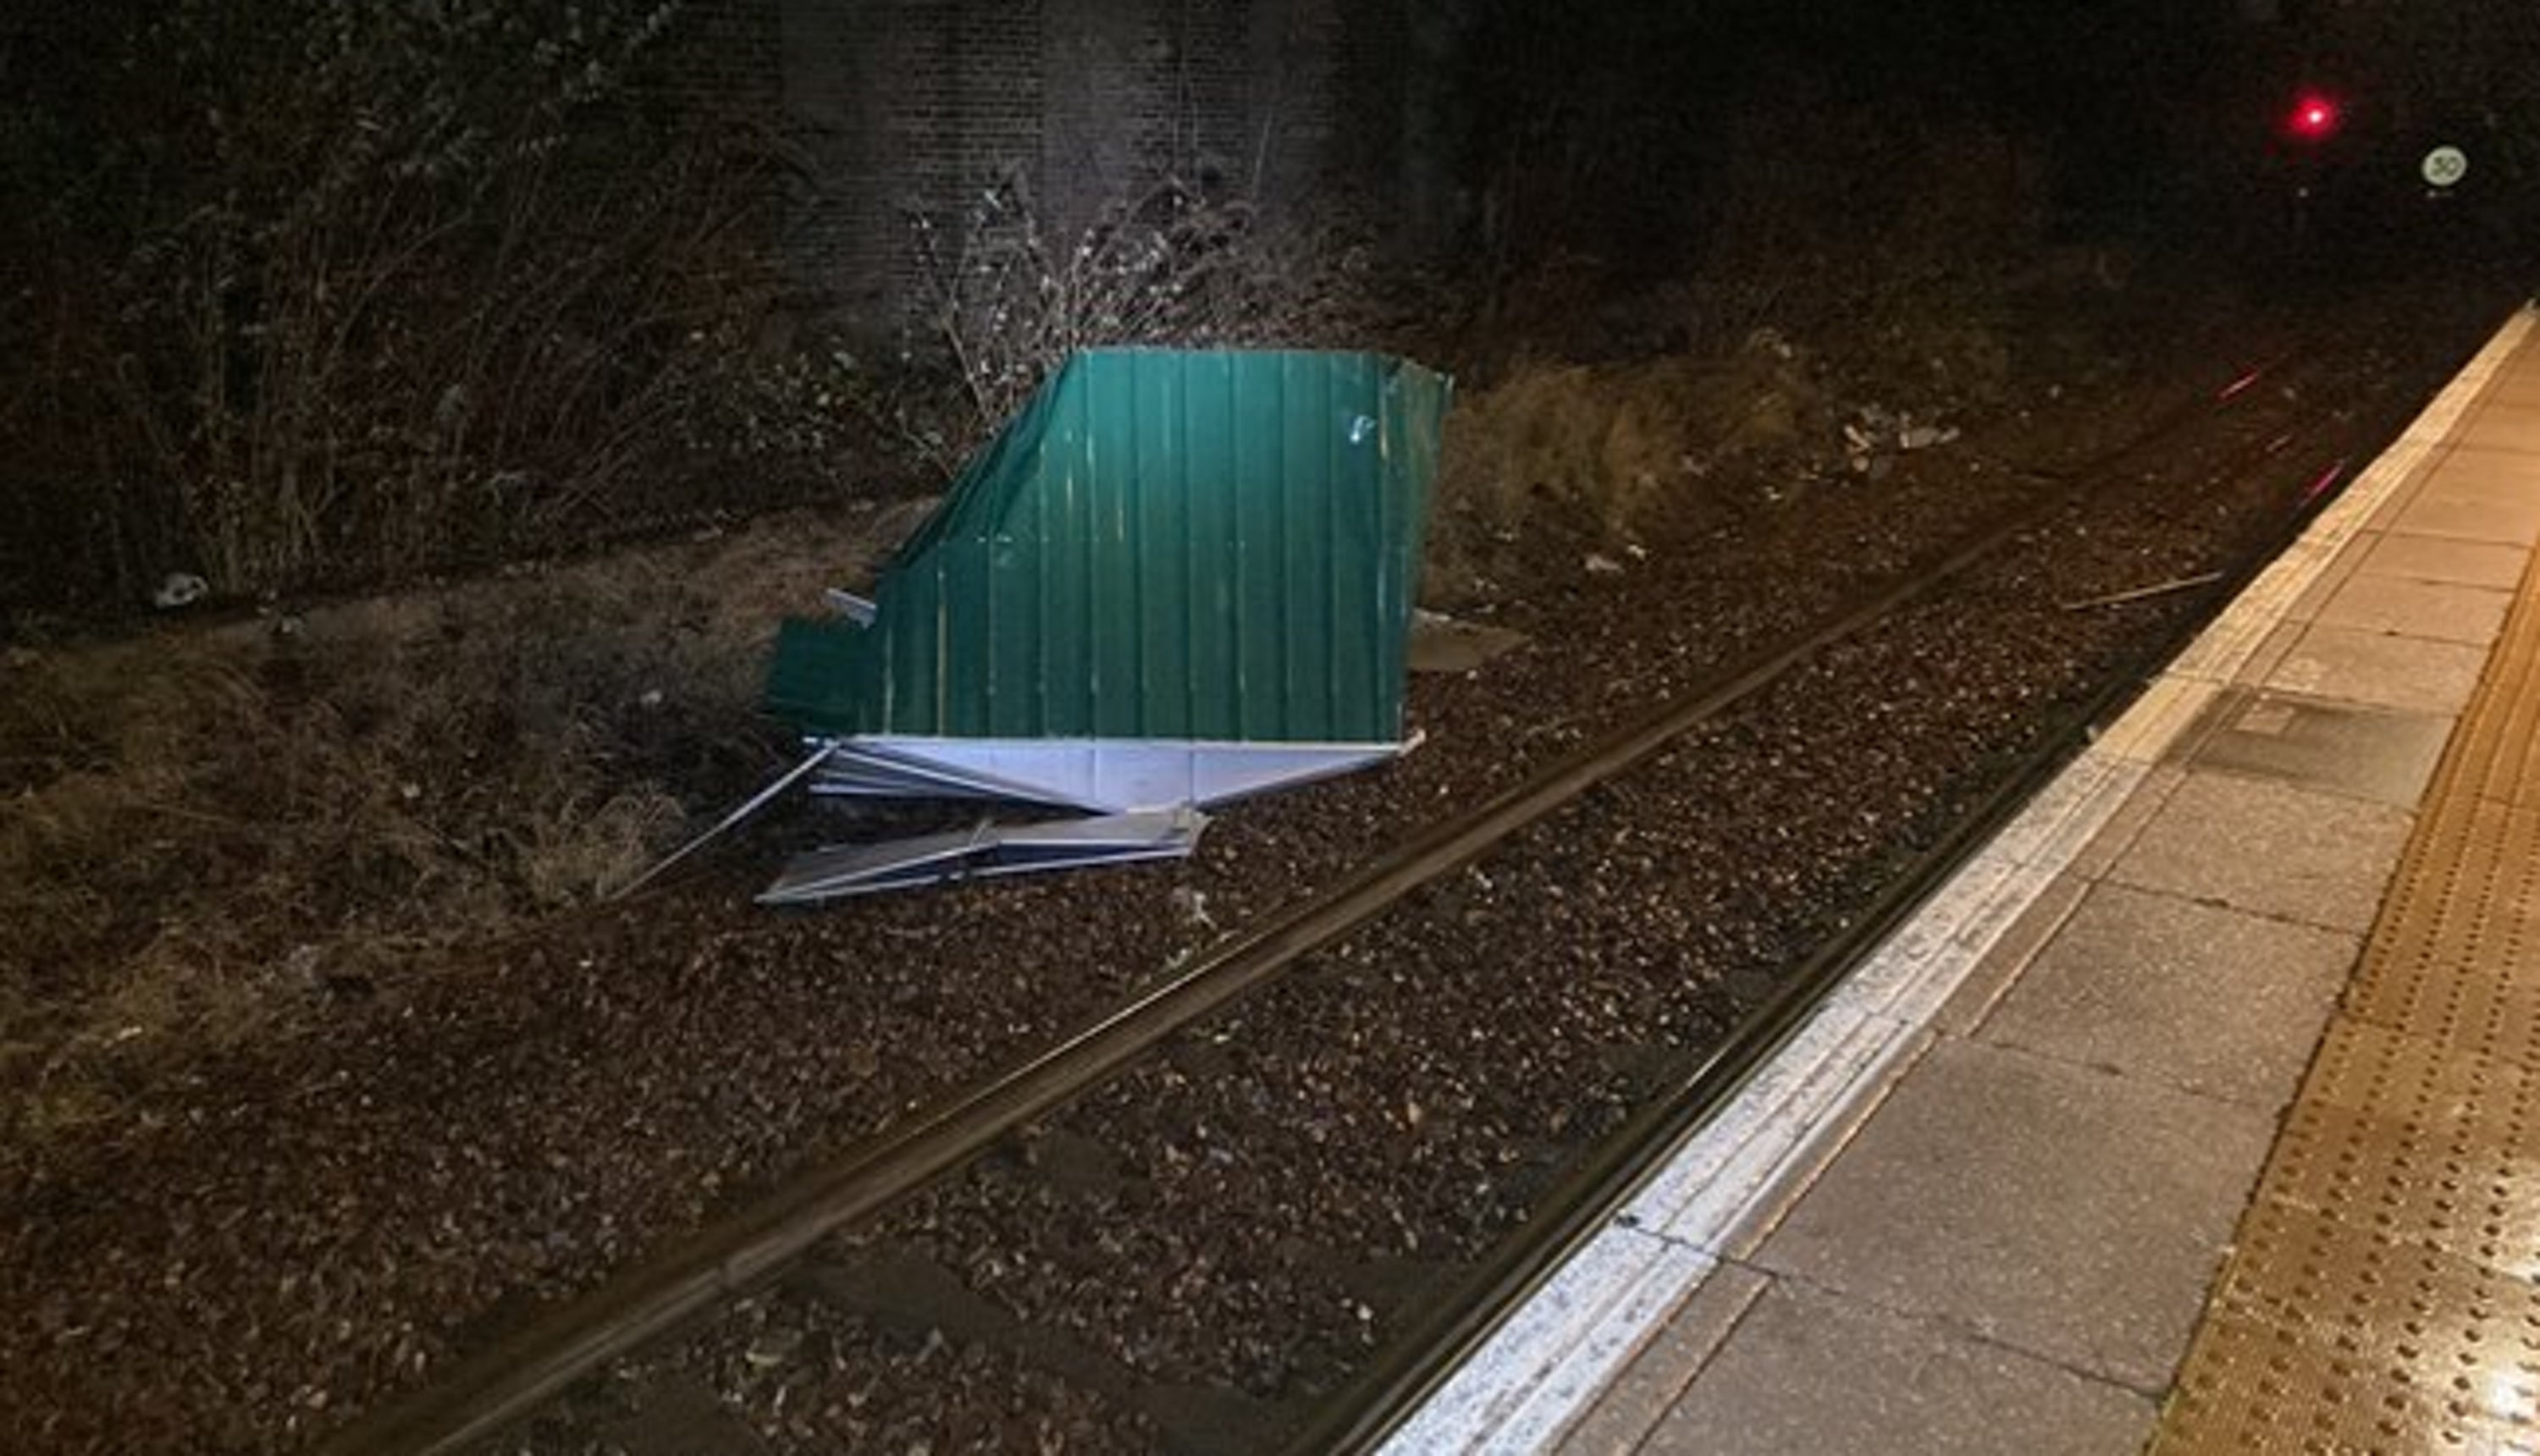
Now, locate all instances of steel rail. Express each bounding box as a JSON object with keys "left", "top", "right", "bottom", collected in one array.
[
  {"left": 1289, "top": 395, "right": 2397, "bottom": 1456},
  {"left": 320, "top": 363, "right": 2289, "bottom": 1456}
]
